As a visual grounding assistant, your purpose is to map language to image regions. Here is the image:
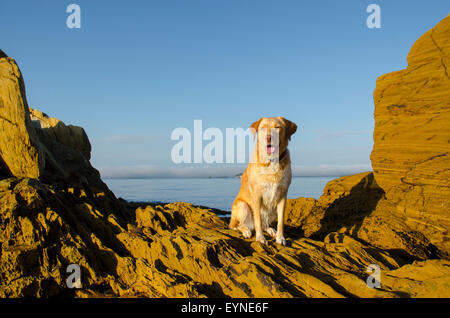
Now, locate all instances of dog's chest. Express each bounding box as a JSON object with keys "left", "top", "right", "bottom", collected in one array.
[{"left": 260, "top": 172, "right": 290, "bottom": 208}]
